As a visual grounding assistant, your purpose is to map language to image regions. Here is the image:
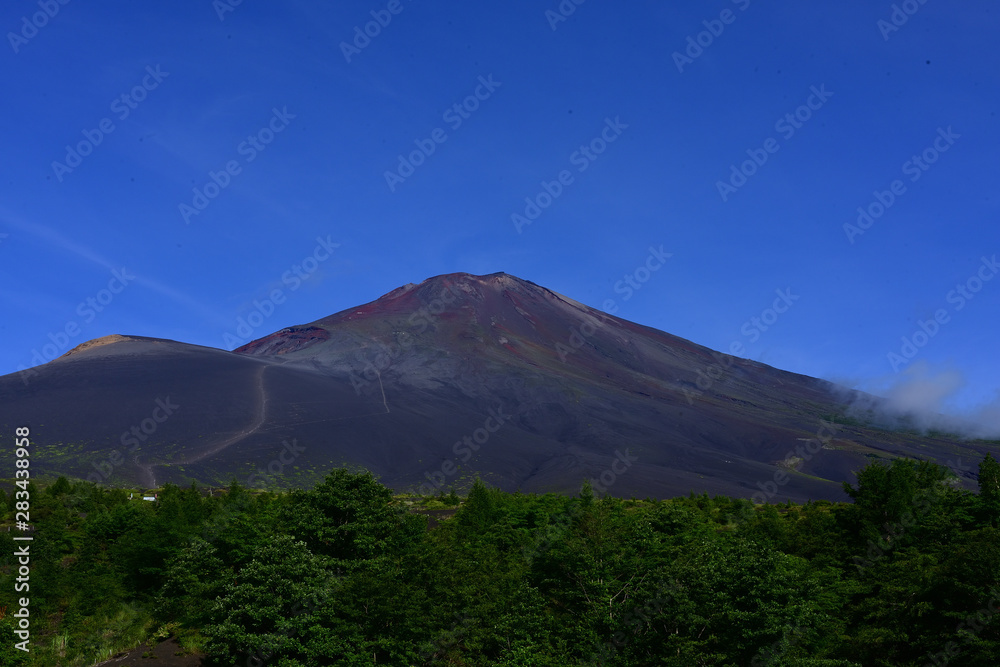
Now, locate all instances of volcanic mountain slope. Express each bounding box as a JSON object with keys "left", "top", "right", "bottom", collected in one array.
[{"left": 0, "top": 272, "right": 990, "bottom": 501}]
